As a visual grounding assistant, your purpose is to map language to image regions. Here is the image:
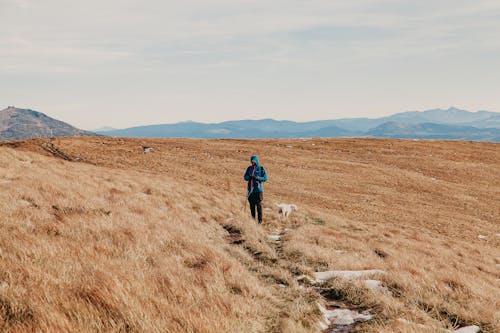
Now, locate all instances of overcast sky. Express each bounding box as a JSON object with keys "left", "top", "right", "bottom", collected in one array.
[{"left": 1, "top": 0, "right": 499, "bottom": 129}]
